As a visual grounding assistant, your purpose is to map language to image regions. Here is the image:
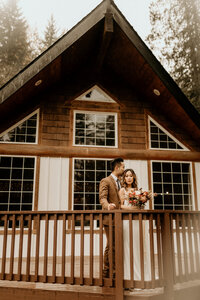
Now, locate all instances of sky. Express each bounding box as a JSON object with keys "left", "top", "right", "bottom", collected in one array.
[{"left": 17, "top": 0, "right": 152, "bottom": 40}]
